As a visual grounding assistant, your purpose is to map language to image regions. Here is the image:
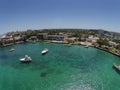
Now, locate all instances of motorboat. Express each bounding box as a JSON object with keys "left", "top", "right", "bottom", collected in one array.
[
  {"left": 41, "top": 48, "right": 48, "bottom": 55},
  {"left": 19, "top": 55, "right": 32, "bottom": 63},
  {"left": 113, "top": 64, "right": 120, "bottom": 71},
  {"left": 9, "top": 48, "right": 15, "bottom": 52}
]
